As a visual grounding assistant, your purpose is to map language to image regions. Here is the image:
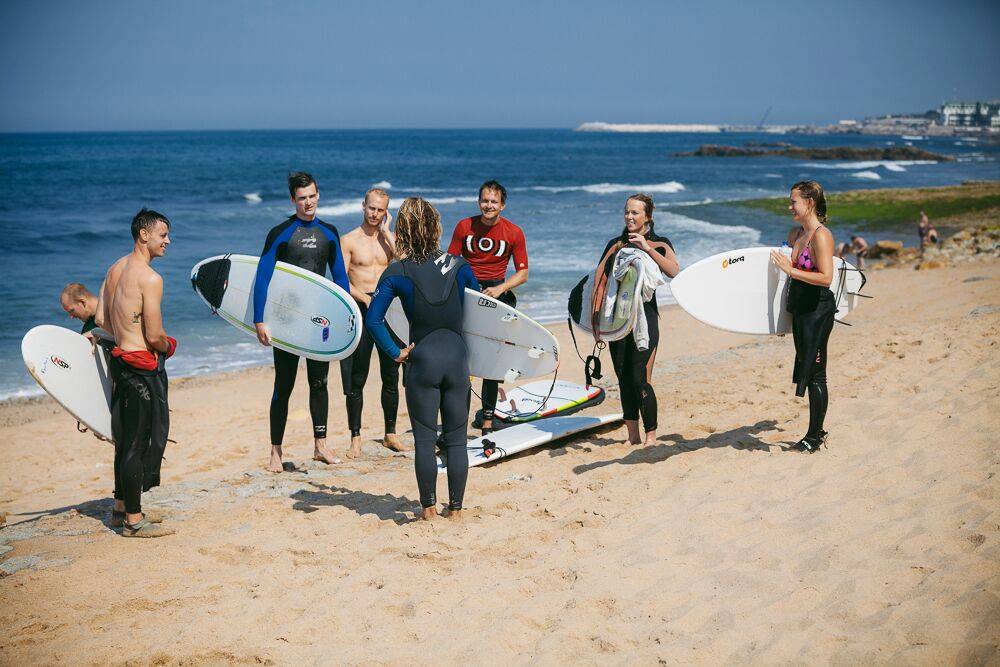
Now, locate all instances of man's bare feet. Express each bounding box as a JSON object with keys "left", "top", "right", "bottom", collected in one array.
[
  {"left": 266, "top": 445, "right": 284, "bottom": 473},
  {"left": 345, "top": 436, "right": 363, "bottom": 459},
  {"left": 624, "top": 420, "right": 642, "bottom": 445},
  {"left": 313, "top": 438, "right": 341, "bottom": 464},
  {"left": 644, "top": 431, "right": 657, "bottom": 447},
  {"left": 443, "top": 508, "right": 462, "bottom": 521},
  {"left": 382, "top": 433, "right": 411, "bottom": 452},
  {"left": 418, "top": 507, "right": 437, "bottom": 521}
]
